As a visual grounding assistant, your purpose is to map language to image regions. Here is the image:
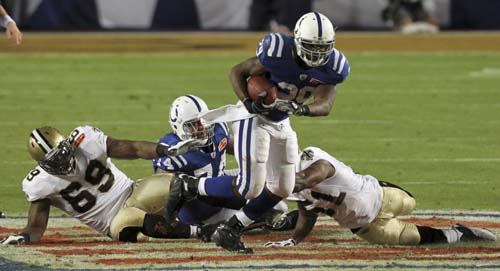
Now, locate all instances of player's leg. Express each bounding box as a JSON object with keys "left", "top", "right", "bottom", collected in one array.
[
  {"left": 378, "top": 185, "right": 416, "bottom": 217},
  {"left": 234, "top": 117, "right": 270, "bottom": 199},
  {"left": 356, "top": 185, "right": 497, "bottom": 245},
  {"left": 110, "top": 175, "right": 193, "bottom": 241},
  {"left": 212, "top": 120, "right": 298, "bottom": 253},
  {"left": 235, "top": 128, "right": 298, "bottom": 225}
]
